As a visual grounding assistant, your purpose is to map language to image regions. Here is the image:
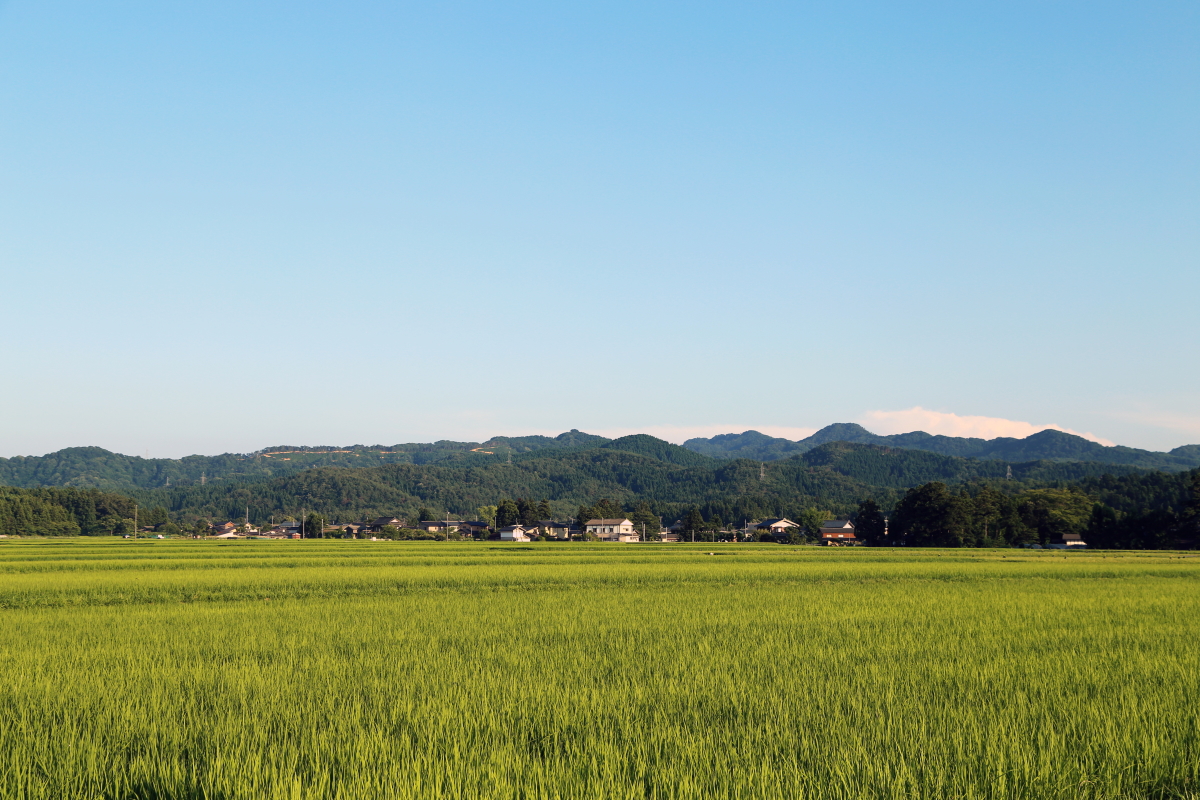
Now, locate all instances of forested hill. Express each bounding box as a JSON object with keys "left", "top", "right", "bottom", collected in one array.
[
  {"left": 0, "top": 431, "right": 613, "bottom": 492},
  {"left": 684, "top": 424, "right": 1200, "bottom": 471},
  {"left": 0, "top": 486, "right": 139, "bottom": 537},
  {"left": 132, "top": 439, "right": 1149, "bottom": 527},
  {"left": 7, "top": 424, "right": 1195, "bottom": 494},
  {"left": 3, "top": 439, "right": 1195, "bottom": 549}
]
